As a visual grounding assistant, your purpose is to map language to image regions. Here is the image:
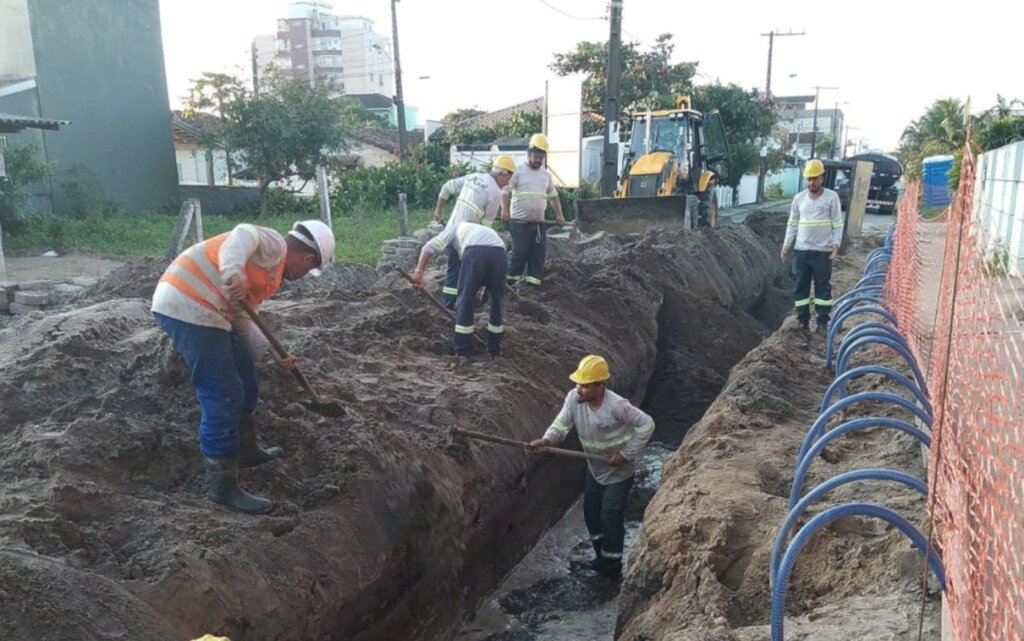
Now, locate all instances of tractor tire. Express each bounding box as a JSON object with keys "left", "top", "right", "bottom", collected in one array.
[{"left": 697, "top": 190, "right": 718, "bottom": 228}]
